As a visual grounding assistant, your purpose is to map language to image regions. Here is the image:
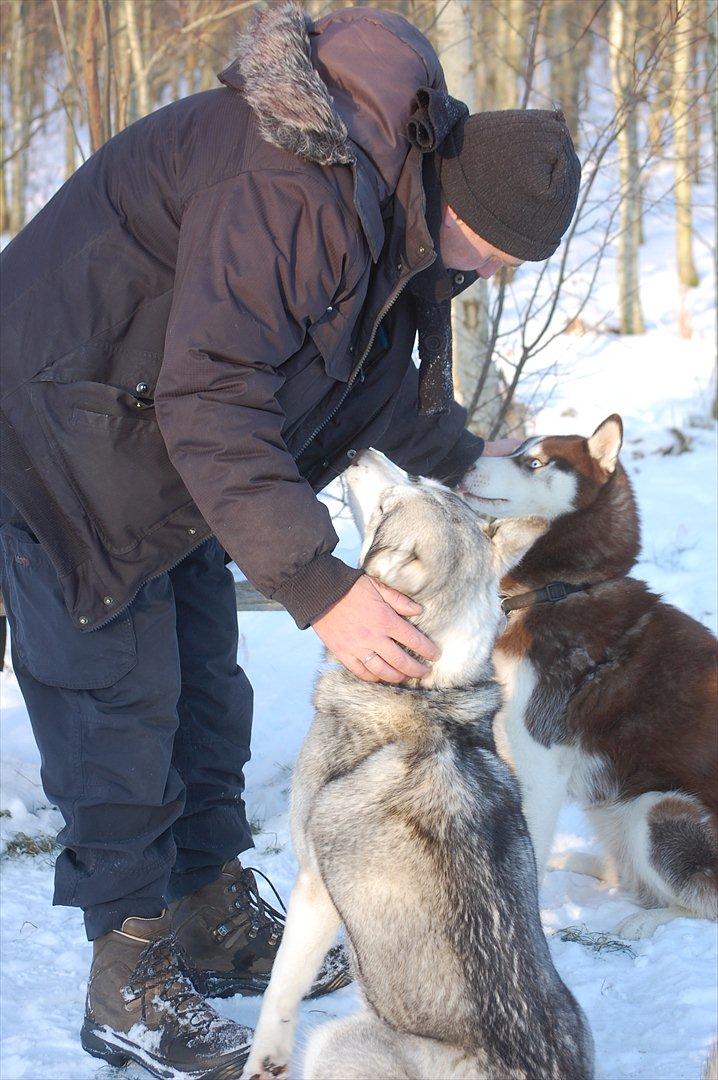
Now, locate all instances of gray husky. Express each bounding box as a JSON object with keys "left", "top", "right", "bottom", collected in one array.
[{"left": 242, "top": 451, "right": 593, "bottom": 1080}]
